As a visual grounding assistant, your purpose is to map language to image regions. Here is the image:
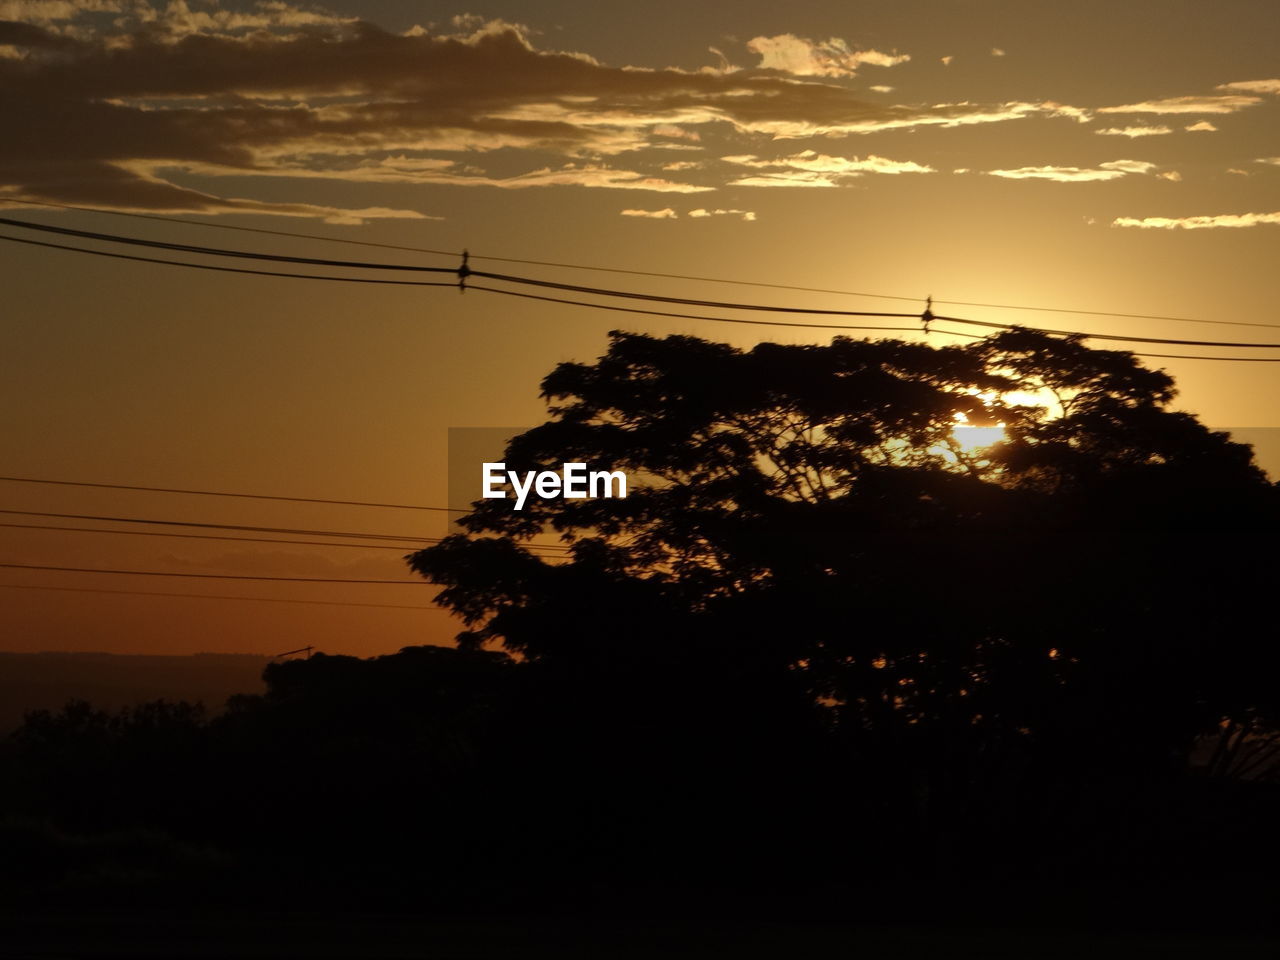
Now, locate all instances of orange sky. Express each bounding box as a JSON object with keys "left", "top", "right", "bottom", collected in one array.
[{"left": 1, "top": 0, "right": 1278, "bottom": 655}]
